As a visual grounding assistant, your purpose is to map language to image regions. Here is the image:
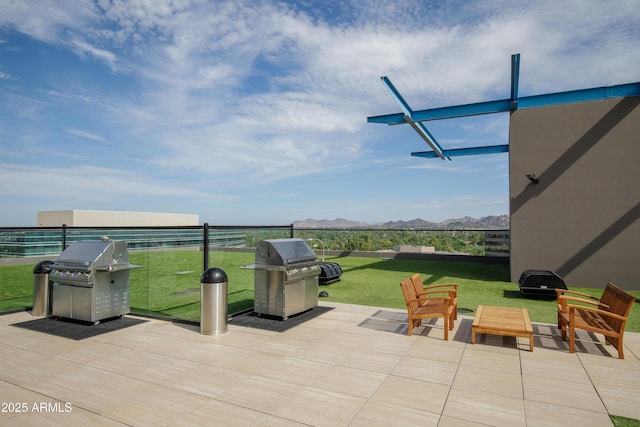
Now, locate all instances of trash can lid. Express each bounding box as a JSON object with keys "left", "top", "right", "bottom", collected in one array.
[
  {"left": 33, "top": 260, "right": 55, "bottom": 274},
  {"left": 201, "top": 267, "right": 228, "bottom": 283}
]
